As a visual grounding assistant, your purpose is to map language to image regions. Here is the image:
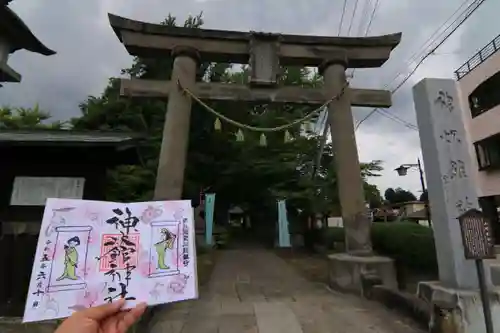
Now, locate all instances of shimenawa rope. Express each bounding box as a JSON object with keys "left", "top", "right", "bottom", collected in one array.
[{"left": 177, "top": 80, "right": 348, "bottom": 145}]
